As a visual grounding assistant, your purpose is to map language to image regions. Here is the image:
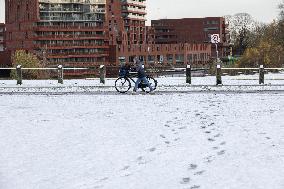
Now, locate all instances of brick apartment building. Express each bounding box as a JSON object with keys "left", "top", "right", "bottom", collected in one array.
[
  {"left": 3, "top": 0, "right": 216, "bottom": 75},
  {"left": 0, "top": 23, "right": 12, "bottom": 77},
  {"left": 111, "top": 43, "right": 211, "bottom": 67},
  {"left": 151, "top": 17, "right": 230, "bottom": 57},
  {"left": 5, "top": 0, "right": 109, "bottom": 74}
]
